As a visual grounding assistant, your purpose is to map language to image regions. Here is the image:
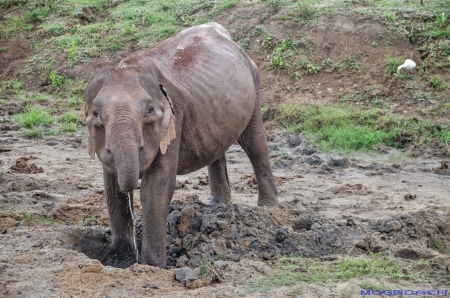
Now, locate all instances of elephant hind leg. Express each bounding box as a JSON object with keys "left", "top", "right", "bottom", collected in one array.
[
  {"left": 237, "top": 105, "right": 278, "bottom": 207},
  {"left": 206, "top": 154, "right": 231, "bottom": 206}
]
